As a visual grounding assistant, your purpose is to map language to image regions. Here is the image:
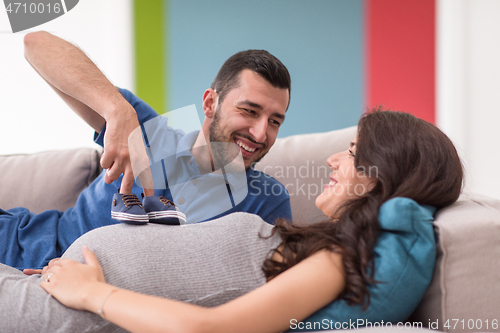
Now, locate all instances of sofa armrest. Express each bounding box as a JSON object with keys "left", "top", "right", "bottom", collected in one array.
[
  {"left": 409, "top": 194, "right": 500, "bottom": 331},
  {"left": 0, "top": 147, "right": 103, "bottom": 213}
]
